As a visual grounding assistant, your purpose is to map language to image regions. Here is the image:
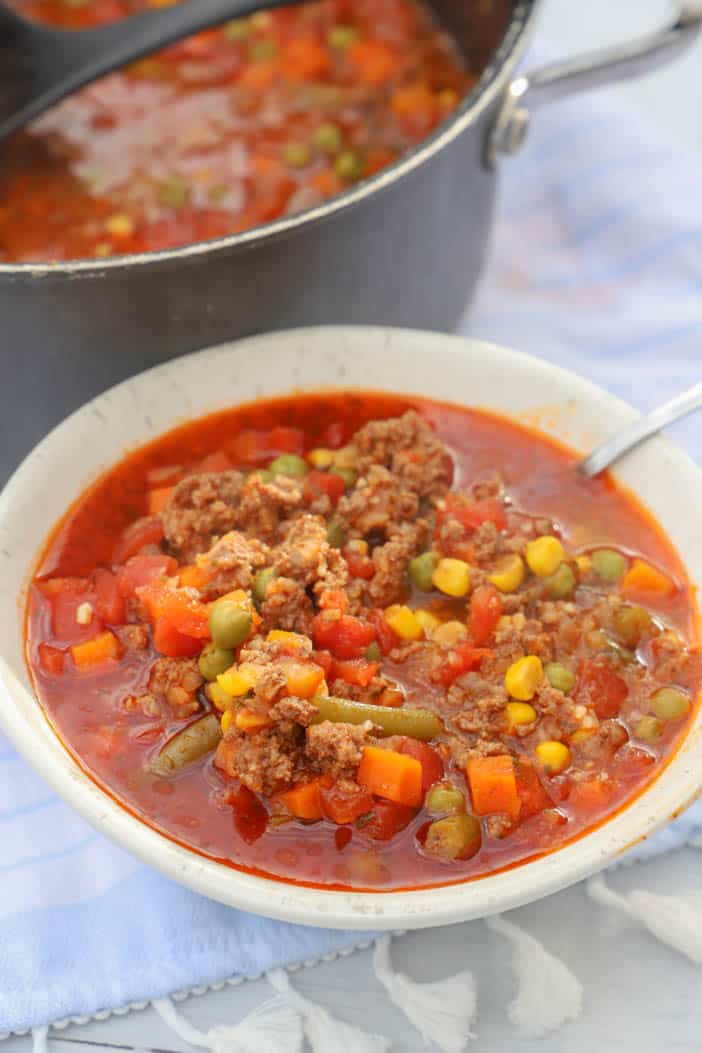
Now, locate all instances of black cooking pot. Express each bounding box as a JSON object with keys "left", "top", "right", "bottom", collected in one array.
[{"left": 1, "top": 1, "right": 699, "bottom": 482}]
